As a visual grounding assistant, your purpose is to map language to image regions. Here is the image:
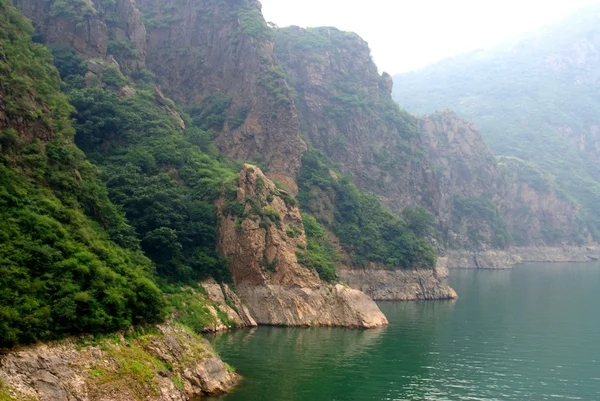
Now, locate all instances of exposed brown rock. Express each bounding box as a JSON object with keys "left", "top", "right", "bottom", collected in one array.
[
  {"left": 217, "top": 164, "right": 388, "bottom": 328},
  {"left": 276, "top": 27, "right": 586, "bottom": 249},
  {"left": 235, "top": 284, "right": 389, "bottom": 328},
  {"left": 135, "top": 0, "right": 306, "bottom": 193},
  {"left": 118, "top": 85, "right": 137, "bottom": 98},
  {"left": 15, "top": 0, "right": 146, "bottom": 73}
]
